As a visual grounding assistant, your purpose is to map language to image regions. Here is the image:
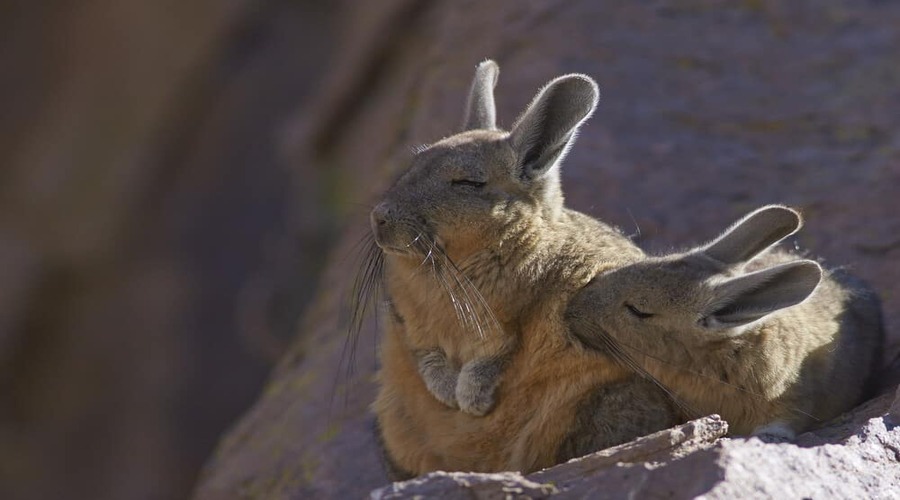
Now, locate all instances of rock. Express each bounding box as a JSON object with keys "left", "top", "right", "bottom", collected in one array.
[
  {"left": 530, "top": 415, "right": 728, "bottom": 479},
  {"left": 195, "top": 1, "right": 900, "bottom": 498},
  {"left": 372, "top": 392, "right": 900, "bottom": 498},
  {"left": 886, "top": 385, "right": 900, "bottom": 426},
  {"left": 371, "top": 416, "right": 728, "bottom": 499},
  {"left": 0, "top": 1, "right": 337, "bottom": 499},
  {"left": 371, "top": 472, "right": 558, "bottom": 500}
]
